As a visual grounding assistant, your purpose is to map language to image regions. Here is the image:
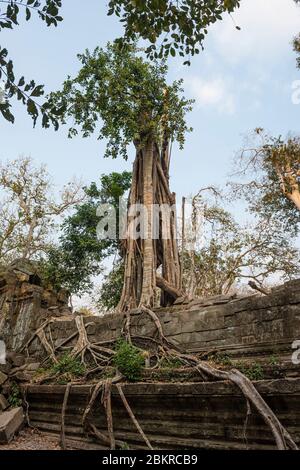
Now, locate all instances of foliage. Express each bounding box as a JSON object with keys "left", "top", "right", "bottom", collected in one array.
[
  {"left": 182, "top": 188, "right": 300, "bottom": 297},
  {"left": 159, "top": 356, "right": 184, "bottom": 369},
  {"left": 8, "top": 382, "right": 22, "bottom": 408},
  {"left": 236, "top": 363, "right": 265, "bottom": 381},
  {"left": 213, "top": 352, "right": 232, "bottom": 367},
  {"left": 51, "top": 353, "right": 85, "bottom": 377},
  {"left": 47, "top": 41, "right": 193, "bottom": 160},
  {"left": 94, "top": 260, "right": 124, "bottom": 311},
  {"left": 0, "top": 156, "right": 83, "bottom": 264},
  {"left": 40, "top": 171, "right": 131, "bottom": 296},
  {"left": 0, "top": 0, "right": 63, "bottom": 126},
  {"left": 230, "top": 130, "right": 300, "bottom": 236},
  {"left": 294, "top": 32, "right": 300, "bottom": 69},
  {"left": 113, "top": 339, "right": 144, "bottom": 381},
  {"left": 108, "top": 0, "right": 241, "bottom": 65}
]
